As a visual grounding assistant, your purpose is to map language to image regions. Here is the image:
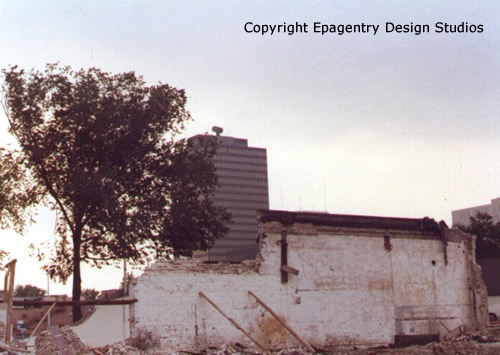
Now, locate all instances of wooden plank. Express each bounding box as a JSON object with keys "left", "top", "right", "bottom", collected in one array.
[
  {"left": 248, "top": 291, "right": 315, "bottom": 353},
  {"left": 199, "top": 291, "right": 269, "bottom": 354},
  {"left": 11, "top": 298, "right": 137, "bottom": 307},
  {"left": 0, "top": 343, "right": 30, "bottom": 353},
  {"left": 280, "top": 265, "right": 299, "bottom": 276},
  {"left": 5, "top": 259, "right": 16, "bottom": 342},
  {"left": 27, "top": 303, "right": 56, "bottom": 344},
  {"left": 281, "top": 231, "right": 288, "bottom": 283}
]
